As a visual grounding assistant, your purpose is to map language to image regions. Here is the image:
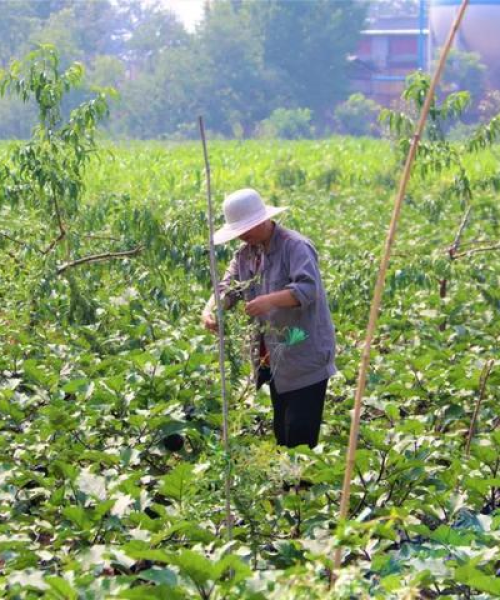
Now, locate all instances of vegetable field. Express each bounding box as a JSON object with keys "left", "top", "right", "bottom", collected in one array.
[{"left": 1, "top": 137, "right": 499, "bottom": 599}]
